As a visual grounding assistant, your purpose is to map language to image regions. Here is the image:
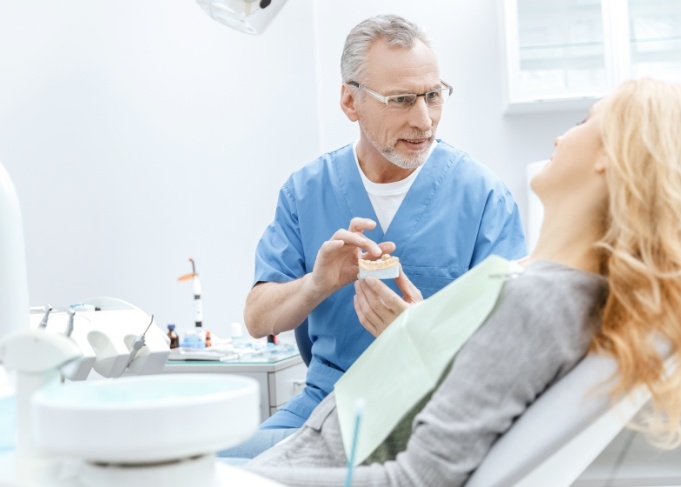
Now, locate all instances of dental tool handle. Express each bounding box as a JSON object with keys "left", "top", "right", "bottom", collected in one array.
[
  {"left": 38, "top": 305, "right": 53, "bottom": 329},
  {"left": 125, "top": 338, "right": 145, "bottom": 370},
  {"left": 124, "top": 315, "right": 154, "bottom": 371},
  {"left": 193, "top": 277, "right": 203, "bottom": 328},
  {"left": 65, "top": 309, "right": 75, "bottom": 337},
  {"left": 344, "top": 398, "right": 366, "bottom": 487}
]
